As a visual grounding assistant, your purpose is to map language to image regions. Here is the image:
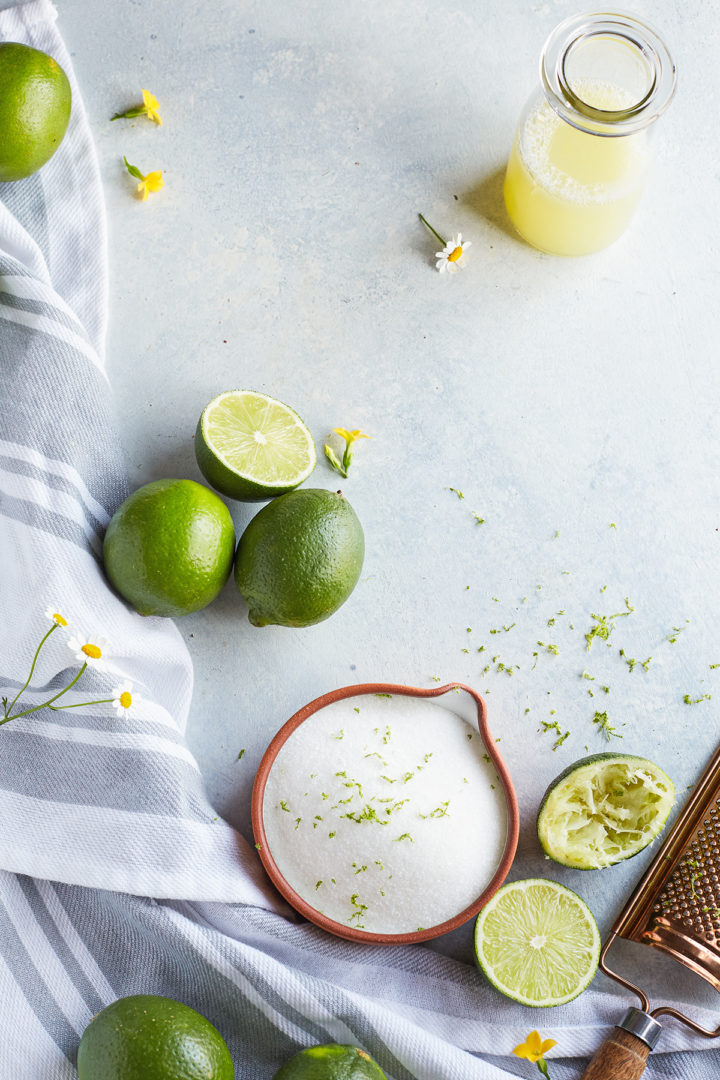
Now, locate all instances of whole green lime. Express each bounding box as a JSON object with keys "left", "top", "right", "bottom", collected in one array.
[
  {"left": 76, "top": 995, "right": 234, "bottom": 1080},
  {"left": 0, "top": 42, "right": 72, "bottom": 182},
  {"left": 273, "top": 1044, "right": 386, "bottom": 1080},
  {"left": 103, "top": 479, "right": 235, "bottom": 617},
  {"left": 234, "top": 489, "right": 364, "bottom": 627}
]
